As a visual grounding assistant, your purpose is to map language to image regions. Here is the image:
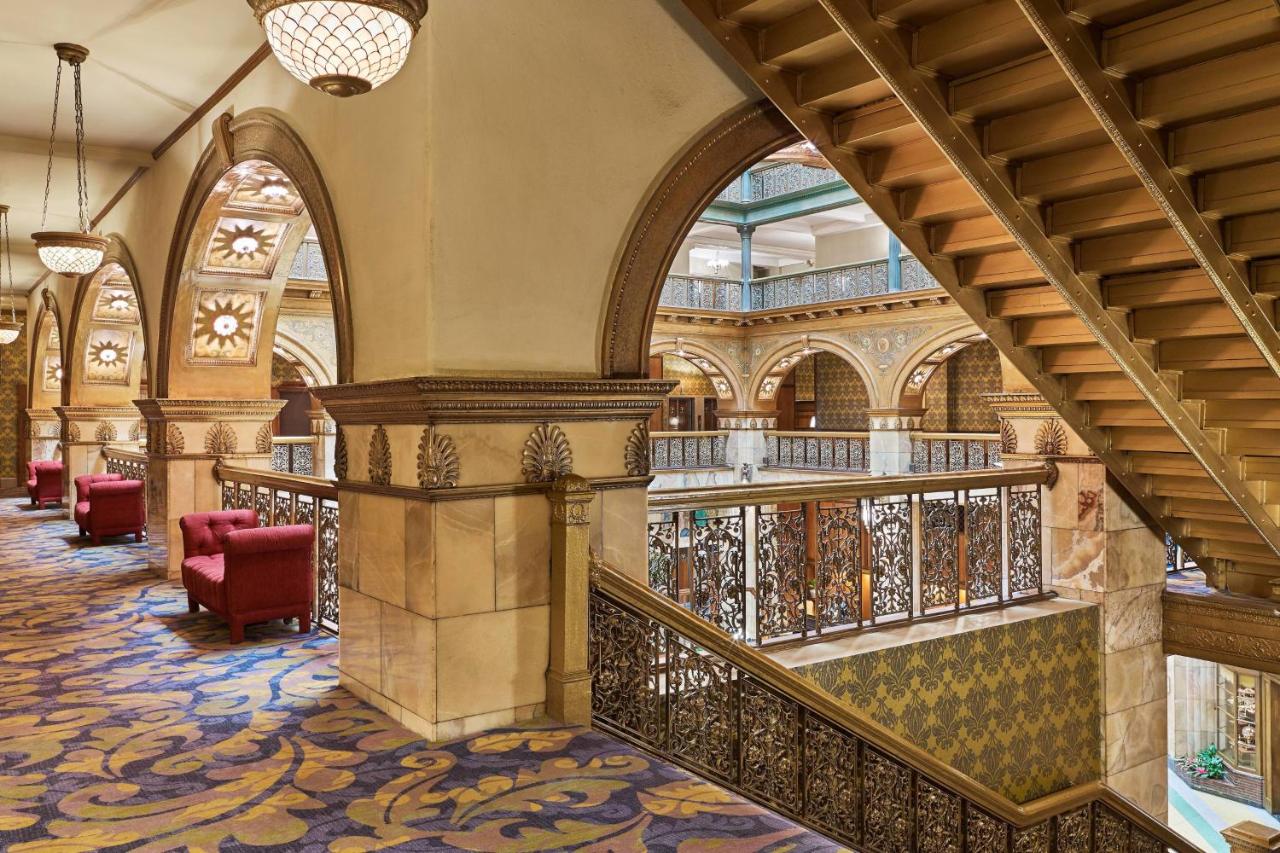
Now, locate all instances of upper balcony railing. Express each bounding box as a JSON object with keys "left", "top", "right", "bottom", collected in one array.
[
  {"left": 765, "top": 431, "right": 869, "bottom": 473},
  {"left": 911, "top": 432, "right": 1002, "bottom": 473},
  {"left": 650, "top": 430, "right": 729, "bottom": 471},
  {"left": 716, "top": 163, "right": 843, "bottom": 203},
  {"left": 646, "top": 465, "right": 1051, "bottom": 649},
  {"left": 103, "top": 446, "right": 148, "bottom": 483},
  {"left": 289, "top": 239, "right": 328, "bottom": 282},
  {"left": 271, "top": 436, "right": 317, "bottom": 476},
  {"left": 658, "top": 274, "right": 743, "bottom": 312}
]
